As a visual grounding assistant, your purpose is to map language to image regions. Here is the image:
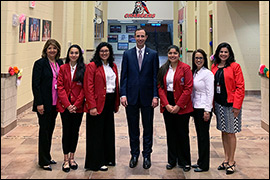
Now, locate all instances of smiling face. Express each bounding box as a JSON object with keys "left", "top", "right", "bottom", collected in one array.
[
  {"left": 135, "top": 29, "right": 147, "bottom": 49},
  {"left": 99, "top": 46, "right": 110, "bottom": 62},
  {"left": 219, "top": 47, "right": 230, "bottom": 63},
  {"left": 168, "top": 48, "right": 180, "bottom": 64},
  {"left": 69, "top": 47, "right": 80, "bottom": 63},
  {"left": 46, "top": 45, "right": 58, "bottom": 60},
  {"left": 194, "top": 52, "right": 204, "bottom": 70}
]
